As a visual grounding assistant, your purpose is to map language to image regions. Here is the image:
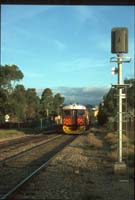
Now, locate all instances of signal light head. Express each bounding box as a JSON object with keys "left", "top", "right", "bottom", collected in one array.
[{"left": 112, "top": 67, "right": 118, "bottom": 75}]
